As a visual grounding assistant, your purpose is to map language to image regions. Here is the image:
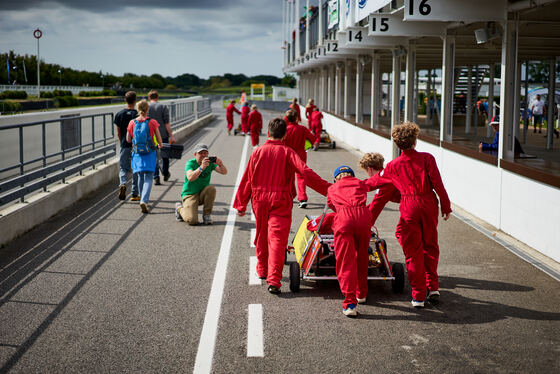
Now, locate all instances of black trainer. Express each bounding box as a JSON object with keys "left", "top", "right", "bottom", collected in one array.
[
  {"left": 268, "top": 285, "right": 281, "bottom": 294},
  {"left": 154, "top": 177, "right": 162, "bottom": 185}
]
